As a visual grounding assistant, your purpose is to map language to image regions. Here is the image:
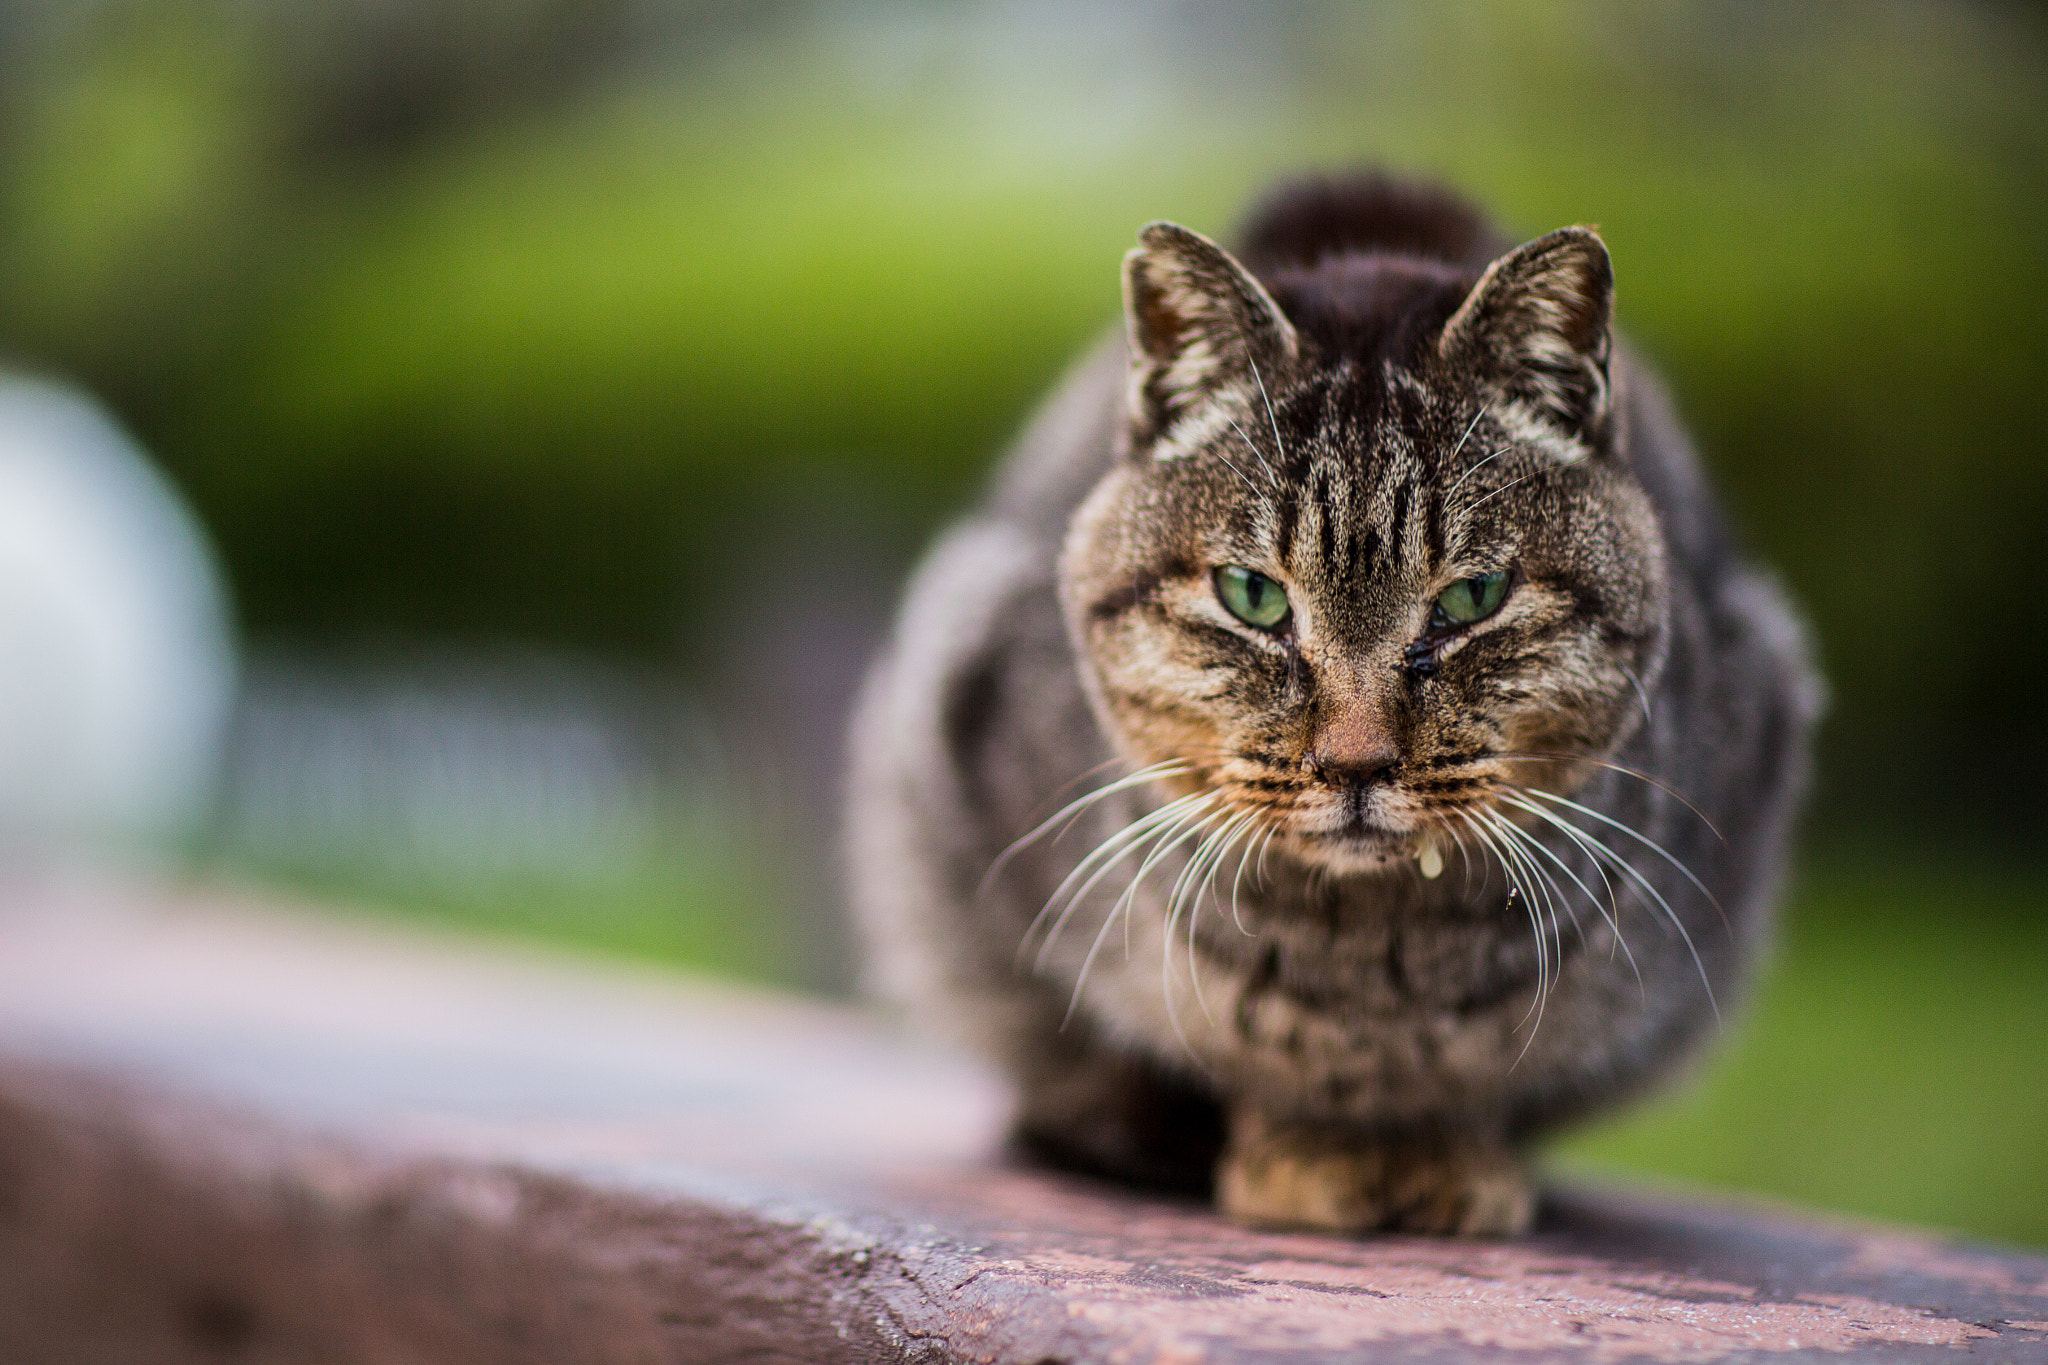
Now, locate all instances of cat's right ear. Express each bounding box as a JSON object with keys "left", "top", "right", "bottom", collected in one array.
[
  {"left": 1122, "top": 222, "right": 1298, "bottom": 458},
  {"left": 1436, "top": 227, "right": 1614, "bottom": 460}
]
